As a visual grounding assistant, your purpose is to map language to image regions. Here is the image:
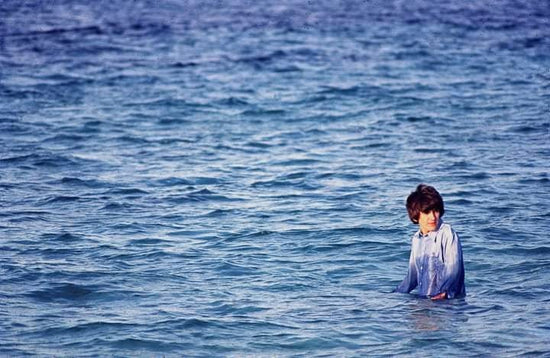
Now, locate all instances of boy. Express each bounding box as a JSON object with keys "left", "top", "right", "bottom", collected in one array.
[{"left": 394, "top": 184, "right": 465, "bottom": 300}]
